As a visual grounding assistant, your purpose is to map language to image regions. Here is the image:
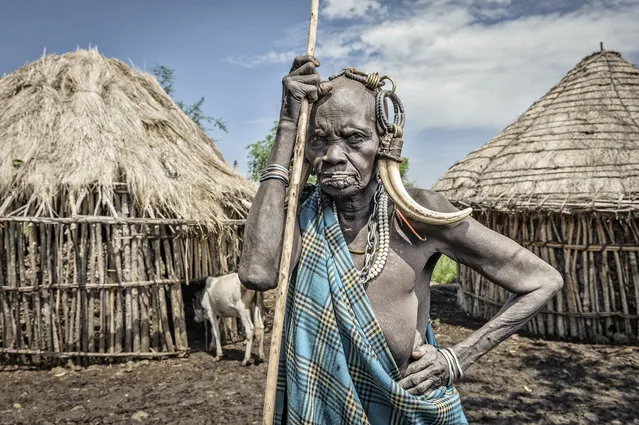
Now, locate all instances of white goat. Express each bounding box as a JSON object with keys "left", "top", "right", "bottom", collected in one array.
[{"left": 192, "top": 273, "right": 265, "bottom": 366}]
